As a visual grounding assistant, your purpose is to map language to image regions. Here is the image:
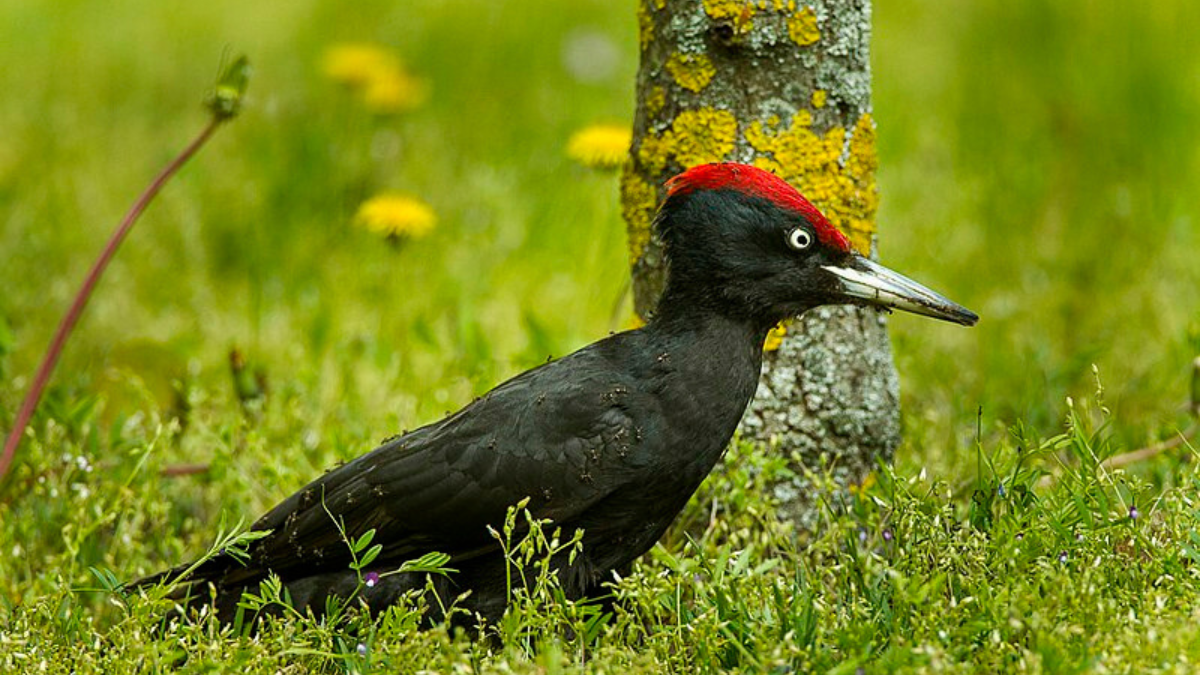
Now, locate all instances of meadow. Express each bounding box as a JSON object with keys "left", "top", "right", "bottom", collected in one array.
[{"left": 1, "top": 0, "right": 1199, "bottom": 671}]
